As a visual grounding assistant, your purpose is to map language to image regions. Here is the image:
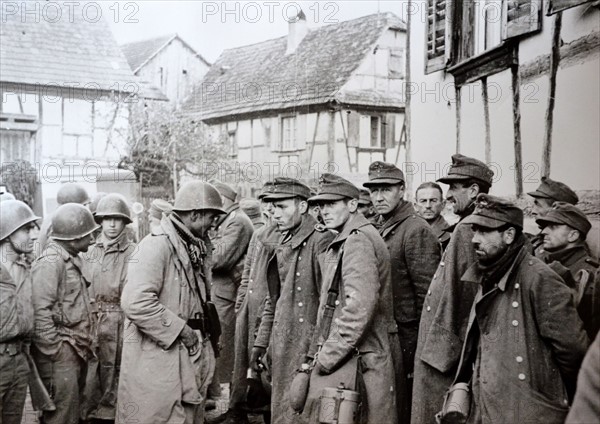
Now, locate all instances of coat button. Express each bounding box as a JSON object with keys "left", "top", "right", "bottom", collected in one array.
[
  {"left": 440, "top": 261, "right": 445, "bottom": 267},
  {"left": 514, "top": 283, "right": 520, "bottom": 289},
  {"left": 512, "top": 320, "right": 519, "bottom": 327},
  {"left": 303, "top": 242, "right": 306, "bottom": 247},
  {"left": 426, "top": 306, "right": 431, "bottom": 312},
  {"left": 299, "top": 318, "right": 304, "bottom": 323},
  {"left": 428, "top": 290, "right": 432, "bottom": 296},
  {"left": 296, "top": 272, "right": 300, "bottom": 277},
  {"left": 249, "top": 289, "right": 253, "bottom": 294},
  {"left": 334, "top": 300, "right": 340, "bottom": 306},
  {"left": 433, "top": 274, "right": 437, "bottom": 279},
  {"left": 512, "top": 301, "right": 519, "bottom": 308},
  {"left": 250, "top": 279, "right": 254, "bottom": 283},
  {"left": 516, "top": 356, "right": 523, "bottom": 363},
  {"left": 518, "top": 373, "right": 526, "bottom": 381},
  {"left": 298, "top": 302, "right": 303, "bottom": 307},
  {"left": 298, "top": 257, "right": 302, "bottom": 261},
  {"left": 297, "top": 287, "right": 302, "bottom": 291}
]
